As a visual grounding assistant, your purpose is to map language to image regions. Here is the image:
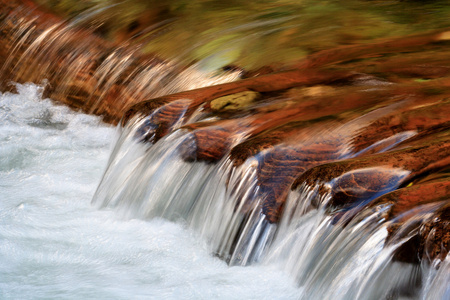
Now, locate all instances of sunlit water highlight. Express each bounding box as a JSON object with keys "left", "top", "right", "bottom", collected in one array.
[{"left": 0, "top": 83, "right": 297, "bottom": 299}]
